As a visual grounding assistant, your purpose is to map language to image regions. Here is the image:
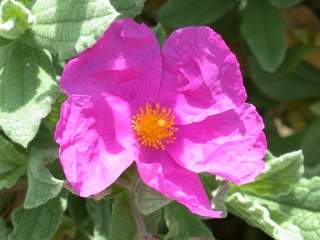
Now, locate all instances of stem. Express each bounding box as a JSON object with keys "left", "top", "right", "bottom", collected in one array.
[
  {"left": 129, "top": 171, "right": 148, "bottom": 235},
  {"left": 117, "top": 168, "right": 150, "bottom": 236},
  {"left": 129, "top": 194, "right": 147, "bottom": 234}
]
